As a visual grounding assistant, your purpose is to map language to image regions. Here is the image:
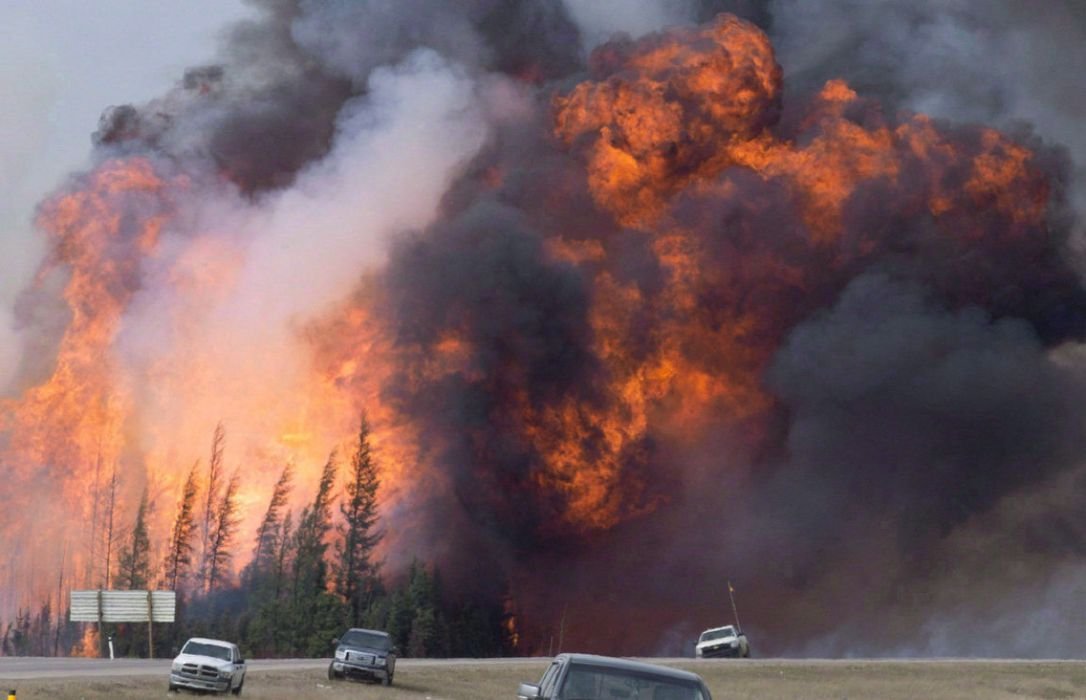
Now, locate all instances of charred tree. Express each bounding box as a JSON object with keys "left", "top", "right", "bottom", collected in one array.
[{"left": 103, "top": 463, "right": 118, "bottom": 589}]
